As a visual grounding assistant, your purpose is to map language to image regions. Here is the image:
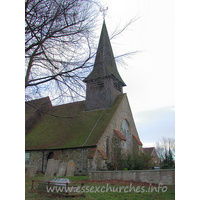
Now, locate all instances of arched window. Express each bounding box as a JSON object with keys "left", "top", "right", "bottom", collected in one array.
[
  {"left": 106, "top": 137, "right": 109, "bottom": 158},
  {"left": 25, "top": 153, "right": 30, "bottom": 166},
  {"left": 121, "top": 120, "right": 130, "bottom": 149},
  {"left": 47, "top": 152, "right": 54, "bottom": 160}
]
